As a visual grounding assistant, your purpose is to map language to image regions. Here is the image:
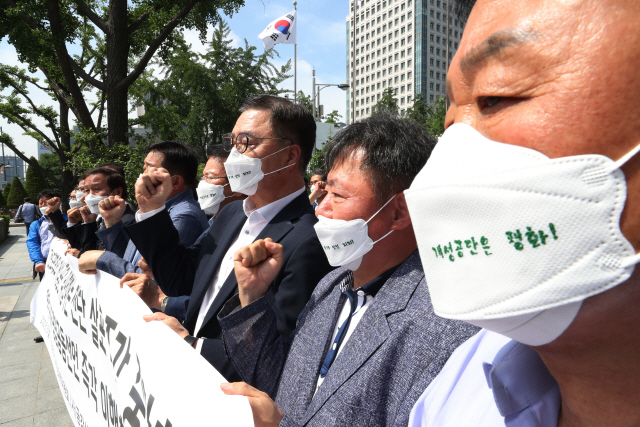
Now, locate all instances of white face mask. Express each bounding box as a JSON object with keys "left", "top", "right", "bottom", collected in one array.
[
  {"left": 84, "top": 194, "right": 108, "bottom": 215},
  {"left": 223, "top": 147, "right": 296, "bottom": 196},
  {"left": 75, "top": 191, "right": 85, "bottom": 201},
  {"left": 405, "top": 123, "right": 640, "bottom": 346},
  {"left": 310, "top": 184, "right": 316, "bottom": 193},
  {"left": 69, "top": 200, "right": 82, "bottom": 208},
  {"left": 40, "top": 206, "right": 49, "bottom": 216},
  {"left": 196, "top": 180, "right": 232, "bottom": 215},
  {"left": 314, "top": 195, "right": 396, "bottom": 271}
]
